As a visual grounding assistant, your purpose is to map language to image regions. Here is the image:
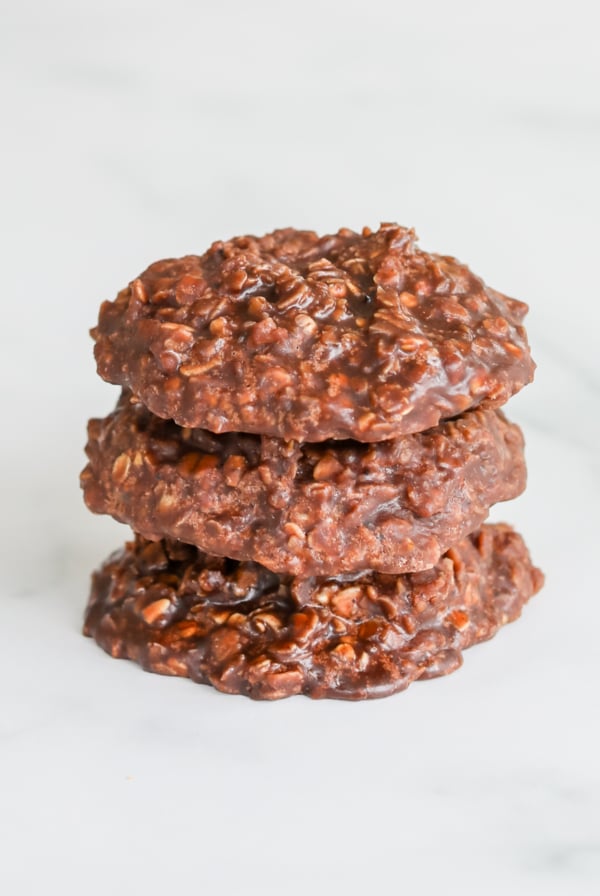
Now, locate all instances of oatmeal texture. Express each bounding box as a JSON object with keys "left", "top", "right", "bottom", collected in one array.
[
  {"left": 93, "top": 224, "right": 534, "bottom": 442},
  {"left": 82, "top": 392, "right": 527, "bottom": 576},
  {"left": 84, "top": 524, "right": 543, "bottom": 700}
]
